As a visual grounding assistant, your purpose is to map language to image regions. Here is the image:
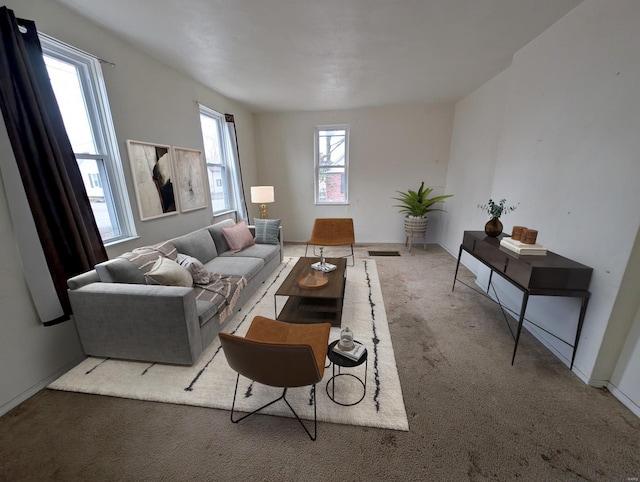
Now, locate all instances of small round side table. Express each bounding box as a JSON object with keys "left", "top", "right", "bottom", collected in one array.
[{"left": 326, "top": 339, "right": 368, "bottom": 406}]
